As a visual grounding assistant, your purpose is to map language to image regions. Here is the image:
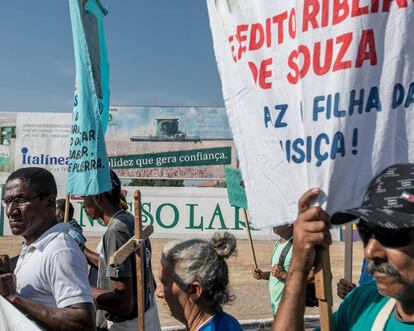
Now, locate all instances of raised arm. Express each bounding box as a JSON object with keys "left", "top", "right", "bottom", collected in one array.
[{"left": 272, "top": 188, "right": 331, "bottom": 331}]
